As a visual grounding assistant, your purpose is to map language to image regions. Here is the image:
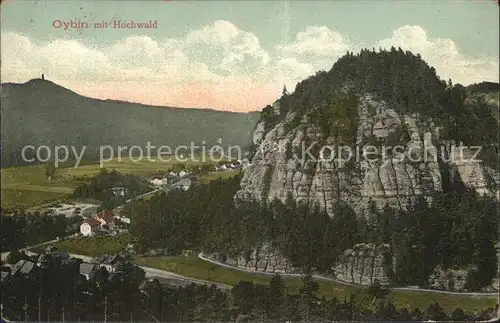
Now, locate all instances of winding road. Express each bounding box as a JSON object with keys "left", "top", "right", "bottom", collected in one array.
[
  {"left": 62, "top": 253, "right": 231, "bottom": 289},
  {"left": 3, "top": 240, "right": 498, "bottom": 298},
  {"left": 197, "top": 253, "right": 499, "bottom": 298}
]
